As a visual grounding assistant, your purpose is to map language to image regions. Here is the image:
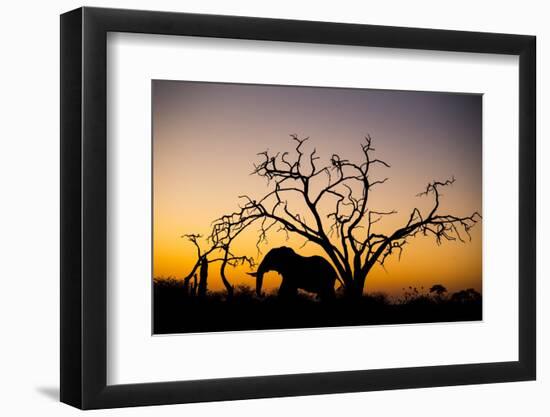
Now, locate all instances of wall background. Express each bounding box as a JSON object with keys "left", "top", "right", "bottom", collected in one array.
[{"left": 0, "top": 0, "right": 545, "bottom": 415}]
